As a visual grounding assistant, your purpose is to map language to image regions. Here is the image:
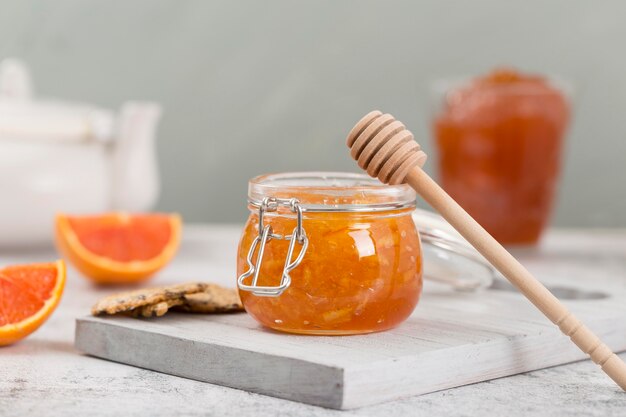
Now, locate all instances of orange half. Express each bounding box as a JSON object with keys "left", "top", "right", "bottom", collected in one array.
[
  {"left": 55, "top": 213, "right": 181, "bottom": 285},
  {"left": 0, "top": 260, "right": 66, "bottom": 346}
]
